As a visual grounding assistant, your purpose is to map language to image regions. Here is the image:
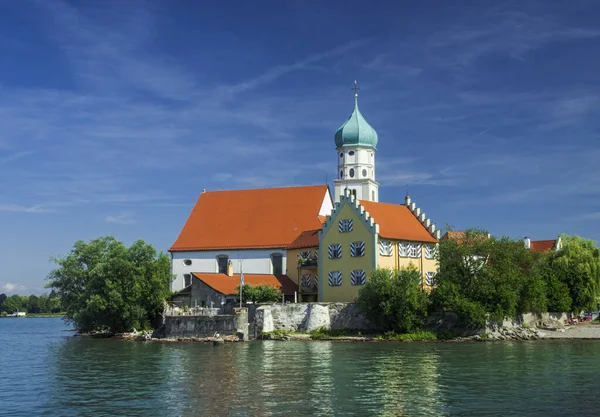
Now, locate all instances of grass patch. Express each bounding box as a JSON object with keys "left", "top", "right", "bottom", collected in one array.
[{"left": 378, "top": 330, "right": 438, "bottom": 341}]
